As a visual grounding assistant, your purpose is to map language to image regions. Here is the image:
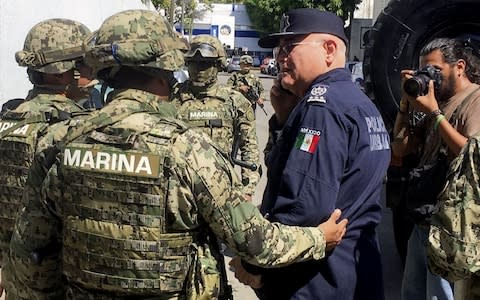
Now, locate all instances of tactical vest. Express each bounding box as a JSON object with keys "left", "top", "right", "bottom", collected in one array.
[
  {"left": 58, "top": 119, "right": 209, "bottom": 295},
  {"left": 0, "top": 108, "right": 73, "bottom": 264},
  {"left": 176, "top": 85, "right": 237, "bottom": 155}
]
